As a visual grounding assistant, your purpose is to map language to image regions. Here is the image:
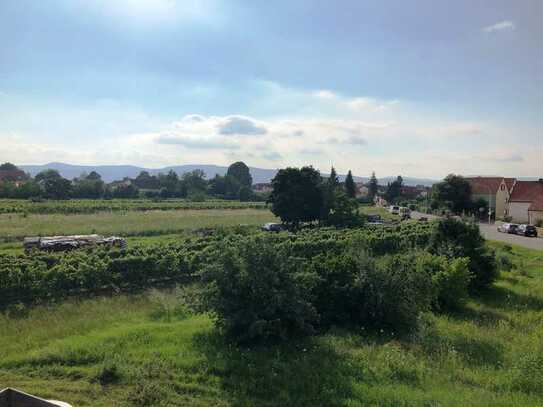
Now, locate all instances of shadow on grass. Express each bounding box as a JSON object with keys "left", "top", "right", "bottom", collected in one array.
[
  {"left": 449, "top": 306, "right": 508, "bottom": 328},
  {"left": 477, "top": 285, "right": 543, "bottom": 312},
  {"left": 449, "top": 334, "right": 504, "bottom": 367},
  {"left": 193, "top": 331, "right": 358, "bottom": 407}
]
